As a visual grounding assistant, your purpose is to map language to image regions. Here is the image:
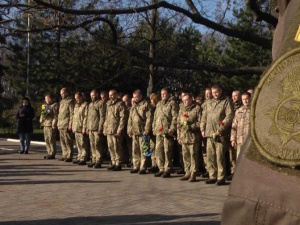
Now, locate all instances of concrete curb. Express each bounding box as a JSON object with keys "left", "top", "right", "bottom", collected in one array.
[
  {"left": 0, "top": 138, "right": 76, "bottom": 153},
  {"left": 0, "top": 138, "right": 47, "bottom": 146}
]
